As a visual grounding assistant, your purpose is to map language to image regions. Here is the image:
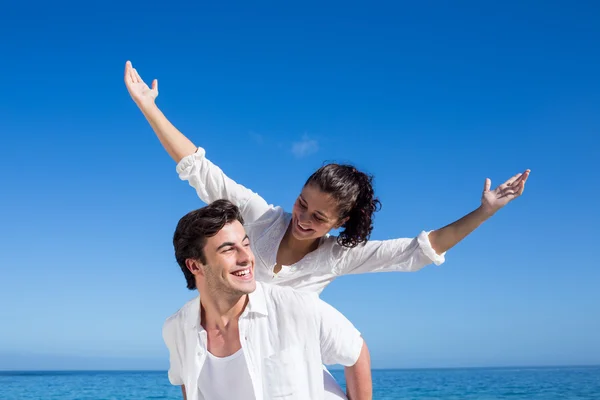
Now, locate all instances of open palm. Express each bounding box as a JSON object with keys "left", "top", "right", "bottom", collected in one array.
[
  {"left": 124, "top": 61, "right": 158, "bottom": 107},
  {"left": 481, "top": 170, "right": 530, "bottom": 214}
]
